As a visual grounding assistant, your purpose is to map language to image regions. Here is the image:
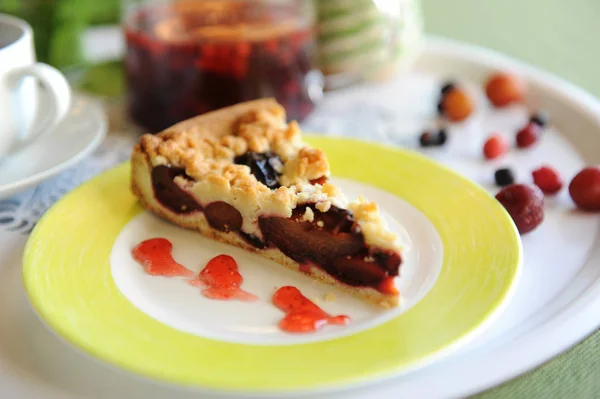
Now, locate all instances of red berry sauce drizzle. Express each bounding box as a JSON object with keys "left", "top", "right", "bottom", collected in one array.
[
  {"left": 272, "top": 286, "right": 350, "bottom": 333},
  {"left": 132, "top": 238, "right": 195, "bottom": 277},
  {"left": 189, "top": 254, "right": 258, "bottom": 302},
  {"left": 132, "top": 240, "right": 351, "bottom": 332}
]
